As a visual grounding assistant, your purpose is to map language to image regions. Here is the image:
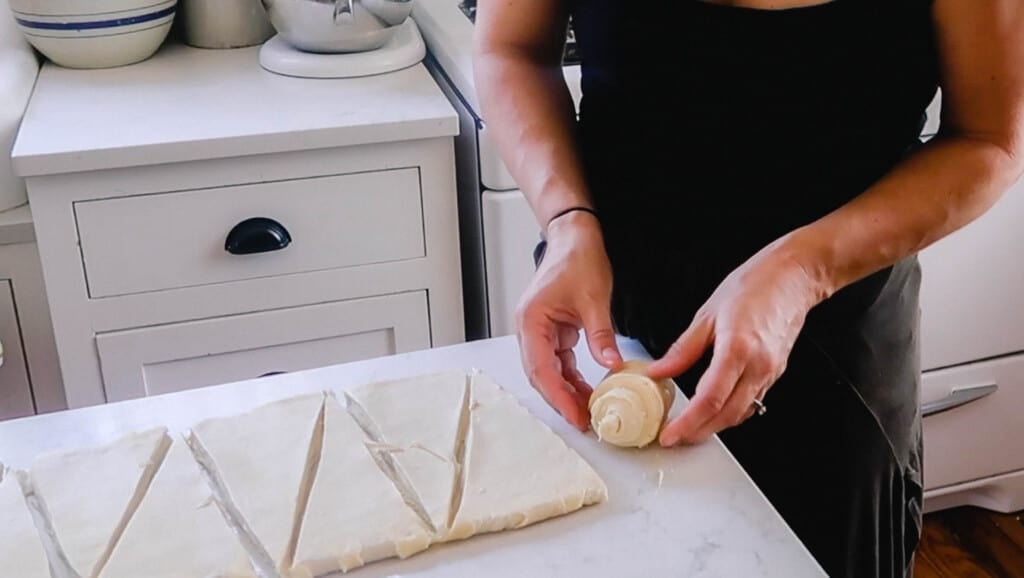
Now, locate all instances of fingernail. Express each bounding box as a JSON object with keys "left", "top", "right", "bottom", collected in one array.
[{"left": 602, "top": 348, "right": 620, "bottom": 363}]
